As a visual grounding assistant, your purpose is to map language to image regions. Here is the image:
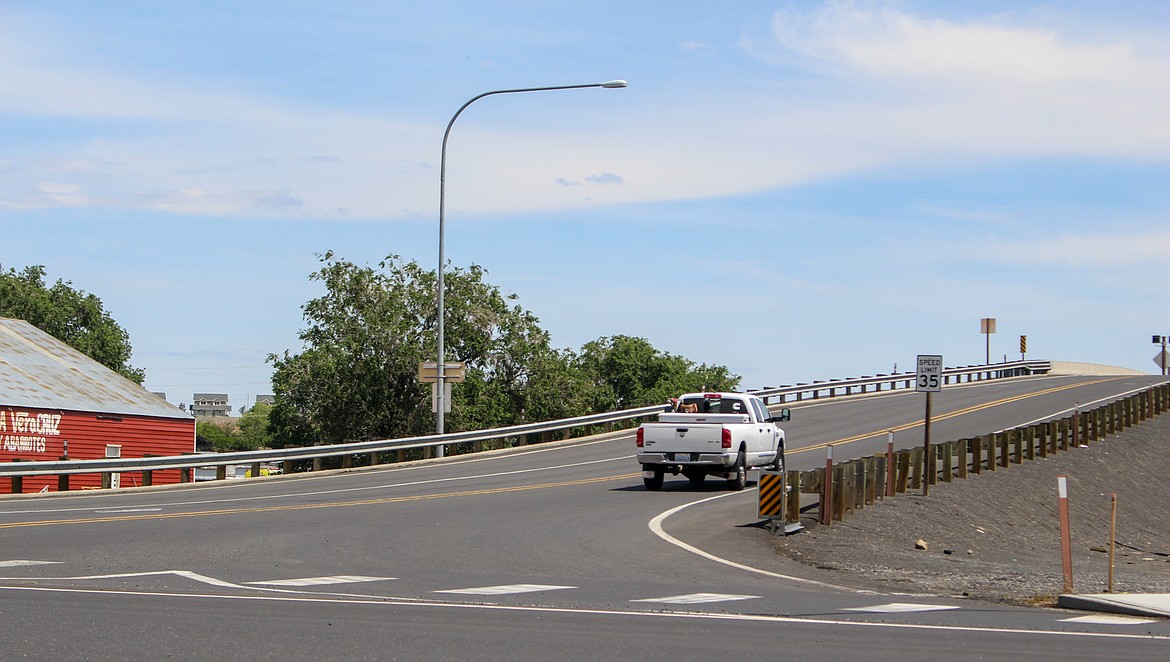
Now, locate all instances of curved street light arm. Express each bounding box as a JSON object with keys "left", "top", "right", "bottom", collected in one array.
[{"left": 436, "top": 81, "right": 627, "bottom": 449}]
